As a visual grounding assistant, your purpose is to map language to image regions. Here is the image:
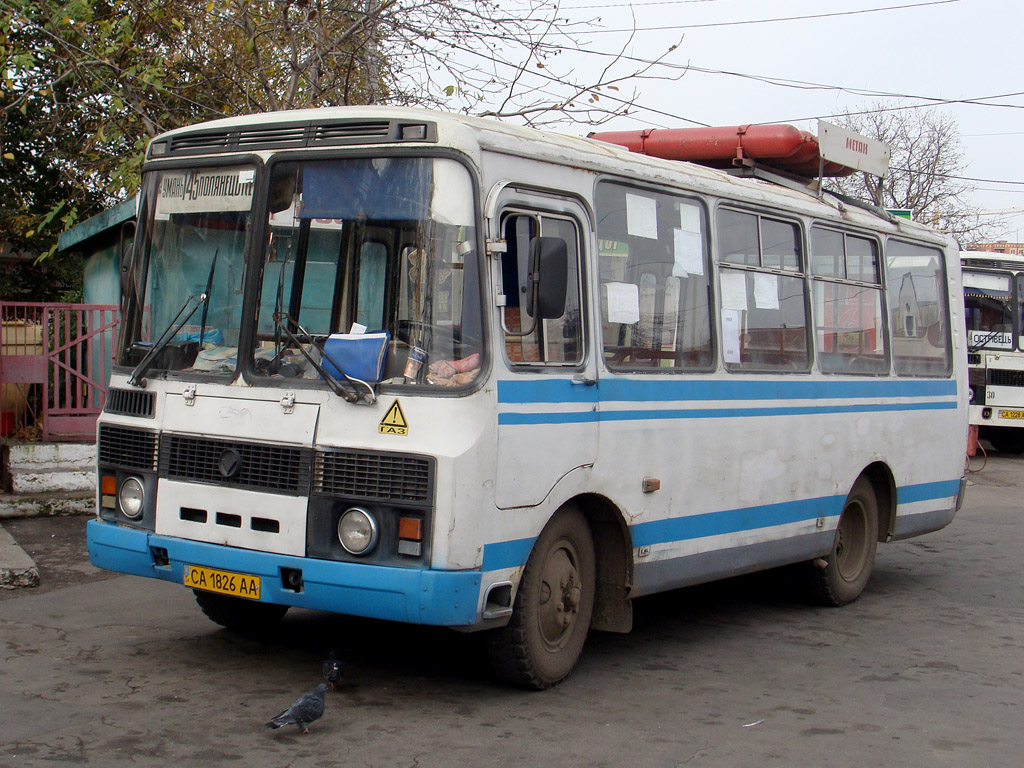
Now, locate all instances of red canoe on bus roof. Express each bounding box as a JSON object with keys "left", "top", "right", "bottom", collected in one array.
[{"left": 587, "top": 124, "right": 857, "bottom": 178}]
